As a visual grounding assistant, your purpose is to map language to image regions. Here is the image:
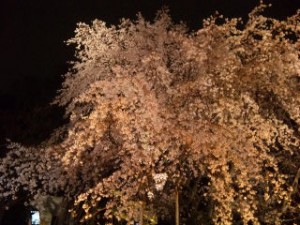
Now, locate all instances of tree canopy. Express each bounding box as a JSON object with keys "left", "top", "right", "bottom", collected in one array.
[{"left": 1, "top": 3, "right": 300, "bottom": 225}]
